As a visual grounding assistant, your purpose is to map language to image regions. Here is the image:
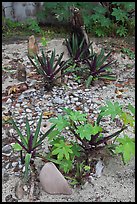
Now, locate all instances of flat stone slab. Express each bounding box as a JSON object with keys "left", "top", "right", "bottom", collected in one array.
[{"left": 39, "top": 162, "right": 72, "bottom": 195}]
